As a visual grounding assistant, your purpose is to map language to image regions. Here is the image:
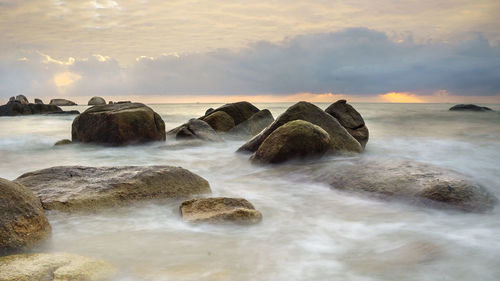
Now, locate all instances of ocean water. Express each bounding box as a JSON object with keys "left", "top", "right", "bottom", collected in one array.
[{"left": 1, "top": 102, "right": 500, "bottom": 281}]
